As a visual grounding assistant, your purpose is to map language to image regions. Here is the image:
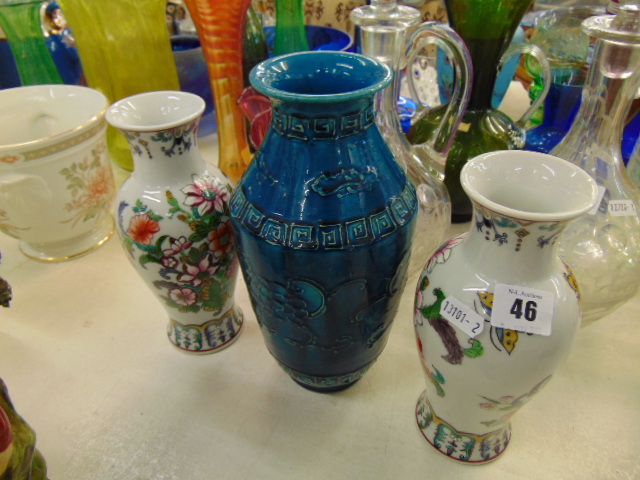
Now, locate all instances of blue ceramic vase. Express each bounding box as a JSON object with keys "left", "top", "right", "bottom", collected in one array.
[{"left": 230, "top": 51, "right": 417, "bottom": 392}]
